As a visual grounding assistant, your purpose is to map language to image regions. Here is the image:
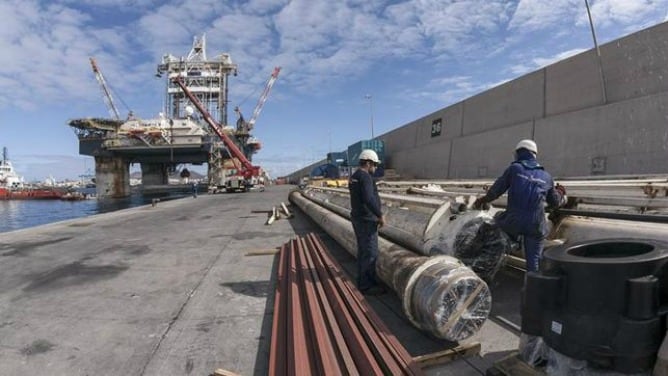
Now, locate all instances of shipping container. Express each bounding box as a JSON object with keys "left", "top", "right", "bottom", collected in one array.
[
  {"left": 346, "top": 139, "right": 385, "bottom": 167},
  {"left": 326, "top": 151, "right": 347, "bottom": 166}
]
